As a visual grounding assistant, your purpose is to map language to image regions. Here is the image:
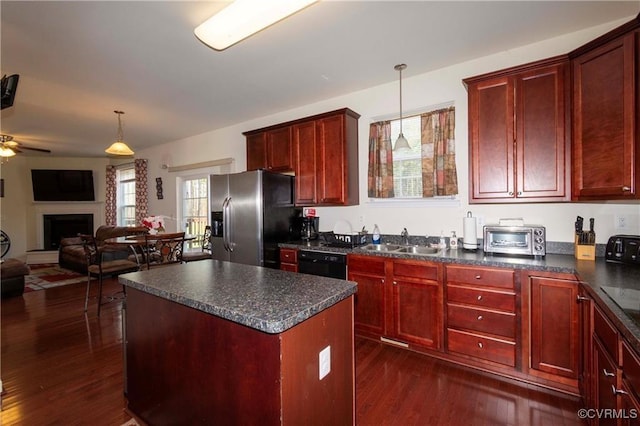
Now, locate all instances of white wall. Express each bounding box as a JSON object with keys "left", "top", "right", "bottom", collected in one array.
[{"left": 138, "top": 16, "right": 640, "bottom": 245}]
